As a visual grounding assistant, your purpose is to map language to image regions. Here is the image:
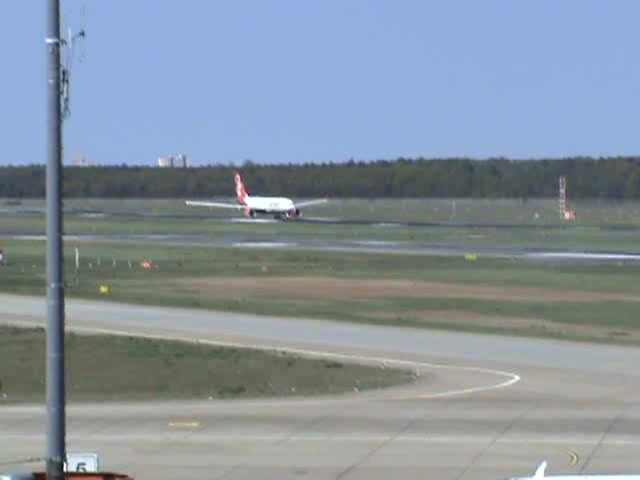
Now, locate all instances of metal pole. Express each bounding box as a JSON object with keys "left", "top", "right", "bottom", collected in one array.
[{"left": 46, "top": 0, "right": 66, "bottom": 479}]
